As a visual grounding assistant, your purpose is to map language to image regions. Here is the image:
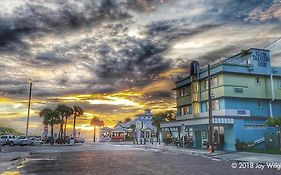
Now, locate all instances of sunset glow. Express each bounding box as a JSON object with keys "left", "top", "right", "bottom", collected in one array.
[{"left": 0, "top": 0, "right": 281, "bottom": 137}]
